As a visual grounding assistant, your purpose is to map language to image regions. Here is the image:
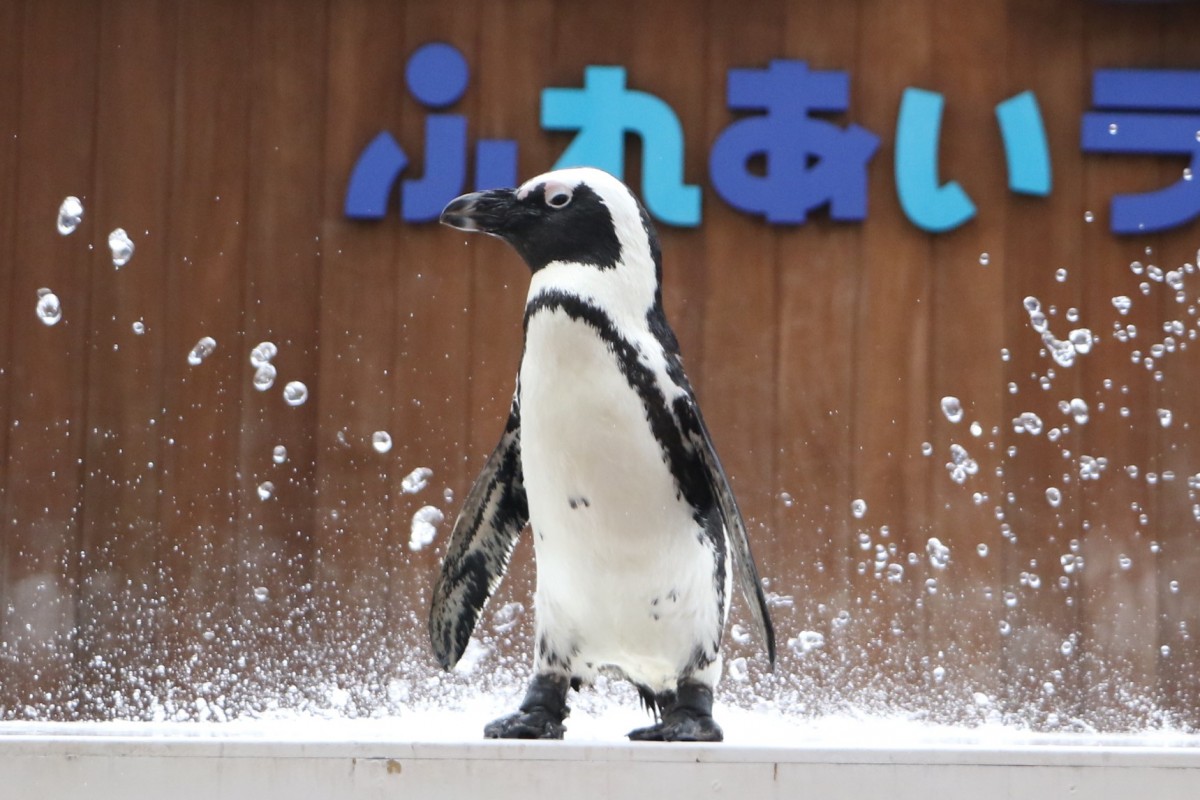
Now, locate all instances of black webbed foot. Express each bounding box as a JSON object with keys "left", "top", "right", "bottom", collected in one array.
[
  {"left": 627, "top": 680, "right": 723, "bottom": 742},
  {"left": 484, "top": 673, "right": 569, "bottom": 740}
]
